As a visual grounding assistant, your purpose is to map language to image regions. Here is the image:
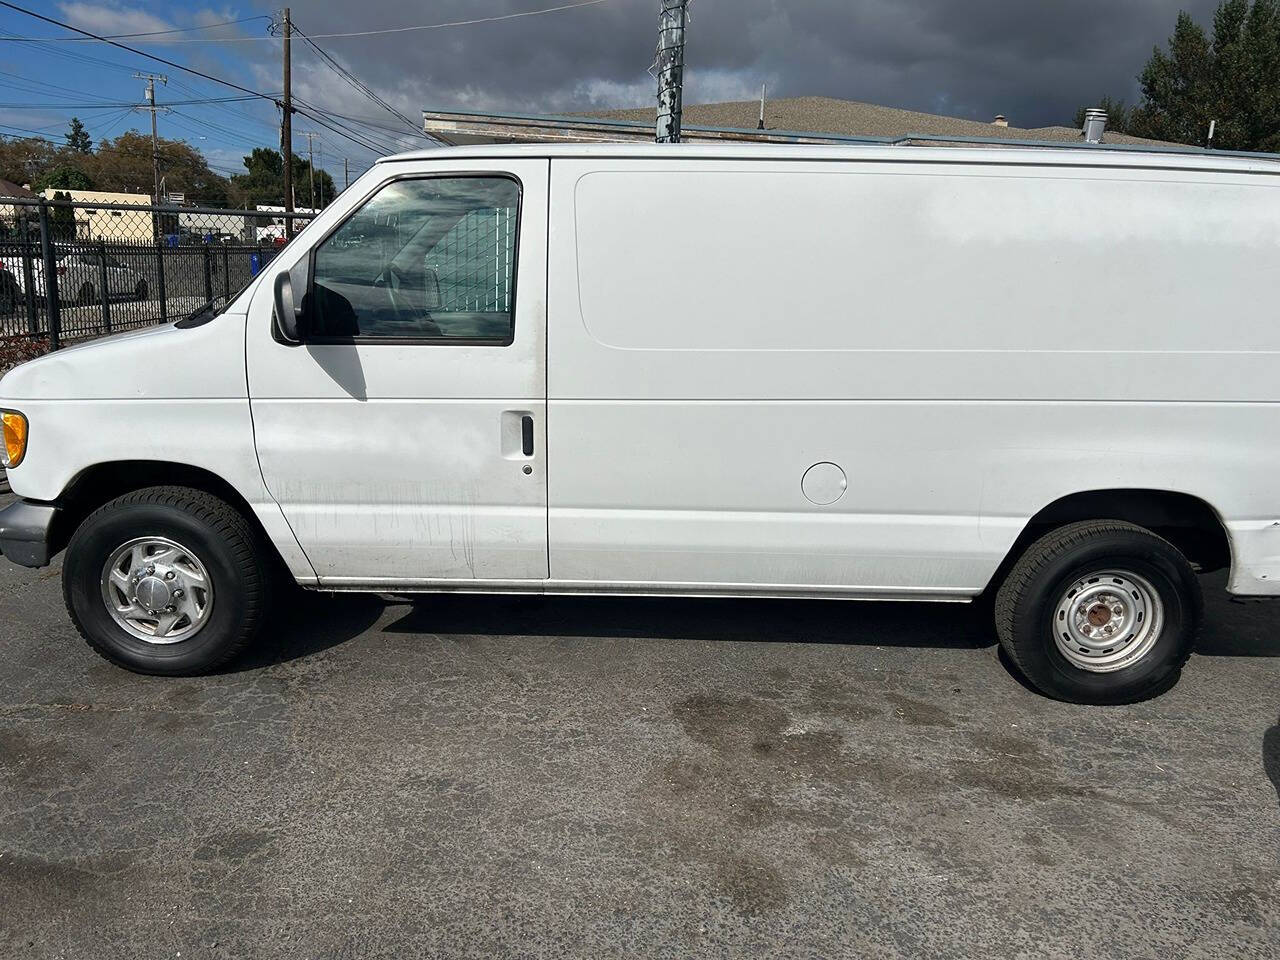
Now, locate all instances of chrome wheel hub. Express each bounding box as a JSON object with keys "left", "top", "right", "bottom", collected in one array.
[
  {"left": 1052, "top": 569, "right": 1163, "bottom": 673},
  {"left": 100, "top": 537, "right": 214, "bottom": 644}
]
